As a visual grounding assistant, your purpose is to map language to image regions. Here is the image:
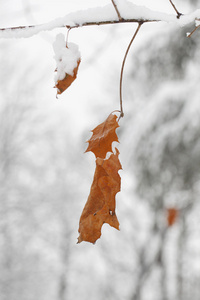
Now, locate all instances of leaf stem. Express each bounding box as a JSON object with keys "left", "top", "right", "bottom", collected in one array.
[
  {"left": 66, "top": 28, "right": 71, "bottom": 47},
  {"left": 119, "top": 22, "right": 143, "bottom": 119}
]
